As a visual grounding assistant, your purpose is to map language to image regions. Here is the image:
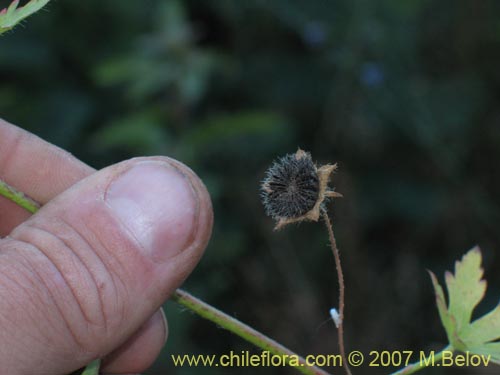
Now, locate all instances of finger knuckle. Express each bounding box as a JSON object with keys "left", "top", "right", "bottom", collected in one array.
[{"left": 9, "top": 218, "right": 128, "bottom": 351}]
